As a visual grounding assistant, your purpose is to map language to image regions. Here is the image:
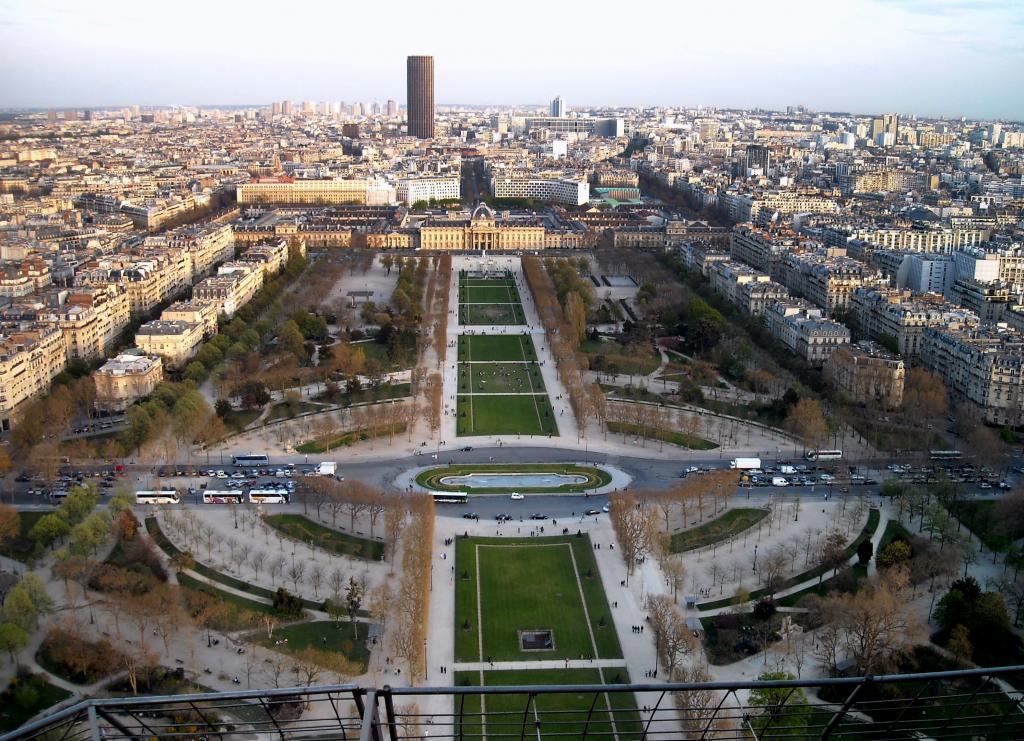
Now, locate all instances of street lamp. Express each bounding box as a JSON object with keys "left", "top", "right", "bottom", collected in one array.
[{"left": 752, "top": 543, "right": 759, "bottom": 572}]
